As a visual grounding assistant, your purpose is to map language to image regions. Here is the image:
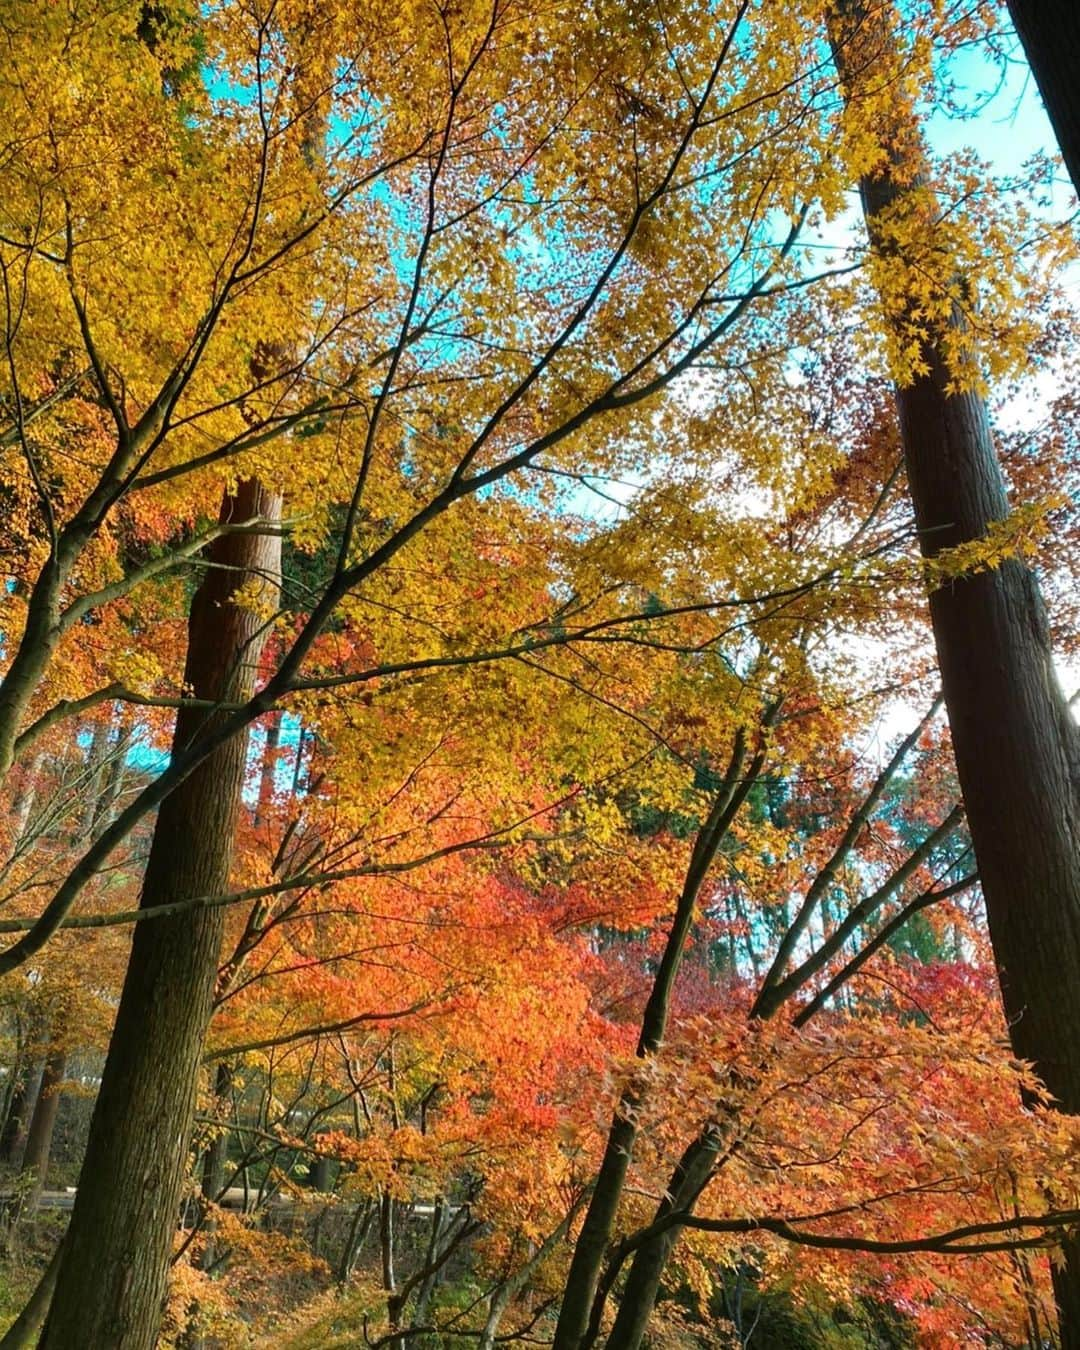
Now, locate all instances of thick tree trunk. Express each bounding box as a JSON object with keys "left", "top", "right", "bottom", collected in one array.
[
  {"left": 893, "top": 290, "right": 1080, "bottom": 1350},
  {"left": 39, "top": 480, "right": 281, "bottom": 1350},
  {"left": 830, "top": 3, "right": 1080, "bottom": 1342},
  {"left": 1005, "top": 0, "right": 1080, "bottom": 200}
]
